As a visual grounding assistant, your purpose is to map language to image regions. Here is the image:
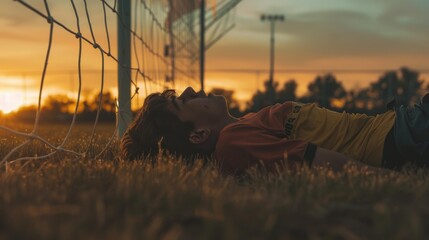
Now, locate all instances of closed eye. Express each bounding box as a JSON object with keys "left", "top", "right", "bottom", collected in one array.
[
  {"left": 178, "top": 96, "right": 187, "bottom": 104},
  {"left": 171, "top": 96, "right": 180, "bottom": 109}
]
